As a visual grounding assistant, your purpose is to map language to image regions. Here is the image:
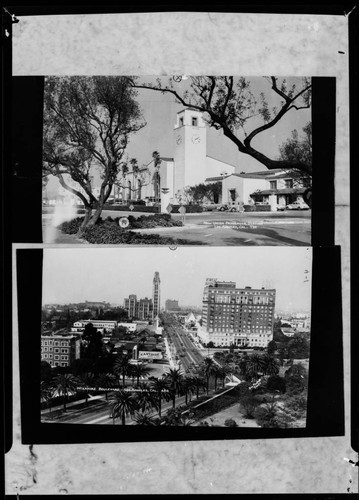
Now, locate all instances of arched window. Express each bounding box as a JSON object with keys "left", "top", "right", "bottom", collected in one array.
[
  {"left": 127, "top": 180, "right": 132, "bottom": 200},
  {"left": 137, "top": 180, "right": 142, "bottom": 200}
]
